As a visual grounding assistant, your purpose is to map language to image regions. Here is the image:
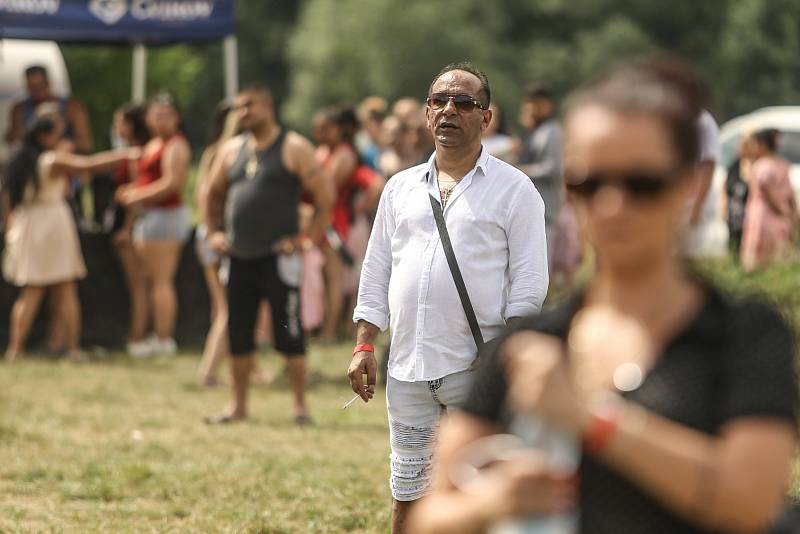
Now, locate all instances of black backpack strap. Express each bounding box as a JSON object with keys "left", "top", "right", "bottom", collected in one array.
[{"left": 429, "top": 193, "right": 485, "bottom": 350}]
